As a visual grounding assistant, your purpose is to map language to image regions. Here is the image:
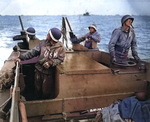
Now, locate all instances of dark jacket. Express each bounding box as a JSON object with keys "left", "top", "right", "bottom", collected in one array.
[
  {"left": 19, "top": 40, "right": 66, "bottom": 74},
  {"left": 77, "top": 31, "right": 101, "bottom": 49},
  {"left": 109, "top": 26, "right": 138, "bottom": 57}
]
